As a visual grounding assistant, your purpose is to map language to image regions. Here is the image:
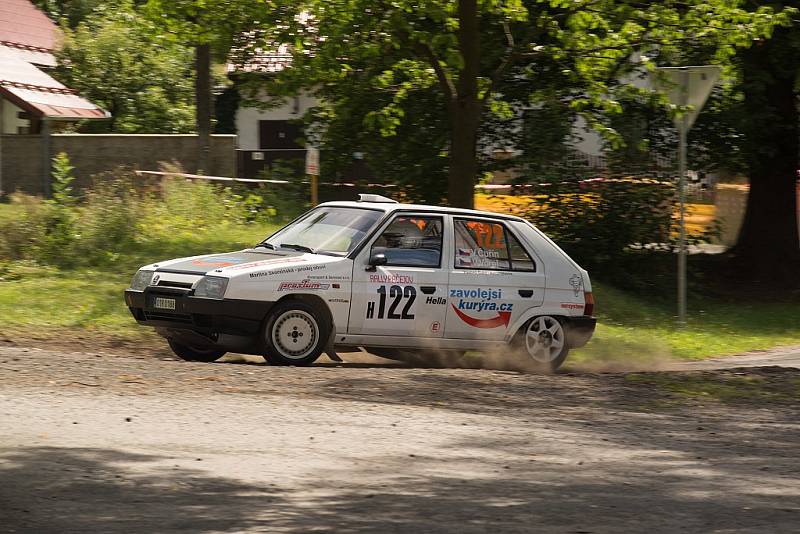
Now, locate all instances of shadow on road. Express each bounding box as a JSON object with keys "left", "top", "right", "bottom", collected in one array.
[
  {"left": 0, "top": 447, "right": 285, "bottom": 533},
  {"left": 2, "top": 435, "right": 798, "bottom": 533}
]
